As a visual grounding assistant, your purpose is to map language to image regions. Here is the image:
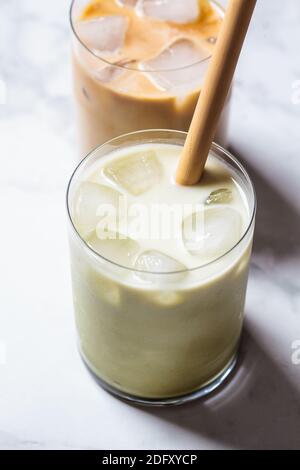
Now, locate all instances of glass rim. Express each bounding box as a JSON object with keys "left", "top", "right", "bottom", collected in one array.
[
  {"left": 69, "top": 0, "right": 224, "bottom": 73},
  {"left": 66, "top": 129, "right": 257, "bottom": 276}
]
